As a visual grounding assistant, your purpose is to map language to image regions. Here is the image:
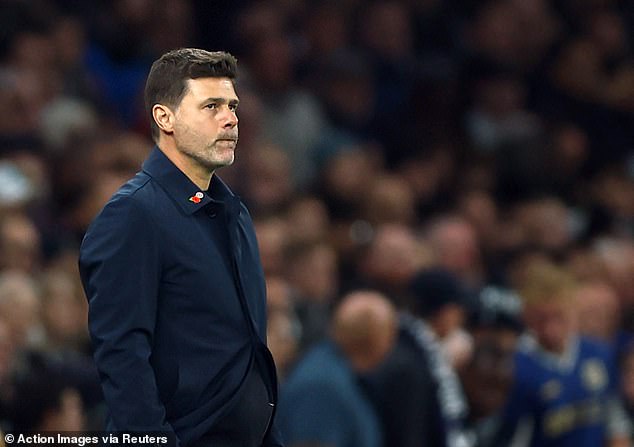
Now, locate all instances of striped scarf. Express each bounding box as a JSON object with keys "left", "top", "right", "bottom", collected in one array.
[{"left": 400, "top": 313, "right": 475, "bottom": 447}]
